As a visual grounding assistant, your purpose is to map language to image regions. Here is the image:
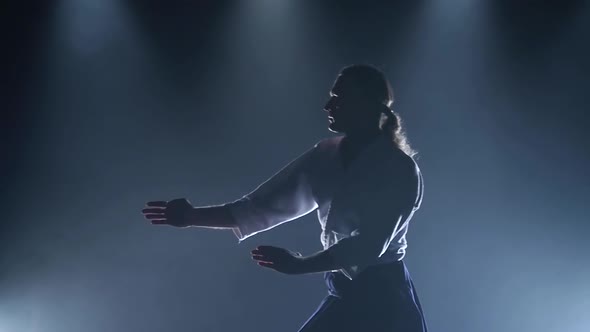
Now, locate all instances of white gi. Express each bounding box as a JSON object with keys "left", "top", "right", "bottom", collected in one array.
[{"left": 224, "top": 133, "right": 424, "bottom": 280}]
